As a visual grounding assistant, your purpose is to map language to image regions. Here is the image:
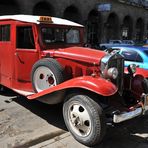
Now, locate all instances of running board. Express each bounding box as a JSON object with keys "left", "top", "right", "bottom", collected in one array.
[{"left": 12, "top": 89, "right": 35, "bottom": 96}]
